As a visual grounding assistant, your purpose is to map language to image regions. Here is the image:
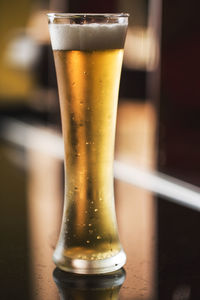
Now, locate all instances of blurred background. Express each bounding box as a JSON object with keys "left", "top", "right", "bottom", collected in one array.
[{"left": 0, "top": 0, "right": 200, "bottom": 299}]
